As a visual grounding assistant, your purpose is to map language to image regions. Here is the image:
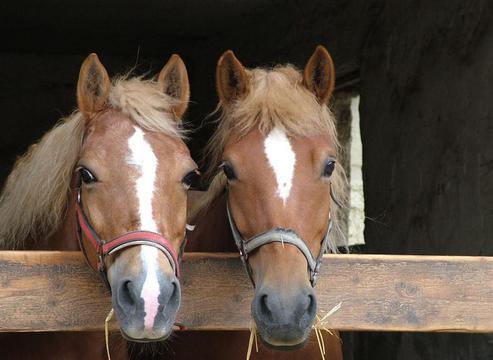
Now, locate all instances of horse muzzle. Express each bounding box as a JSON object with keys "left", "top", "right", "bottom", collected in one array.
[
  {"left": 251, "top": 284, "right": 317, "bottom": 348},
  {"left": 109, "top": 256, "right": 181, "bottom": 341}
]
